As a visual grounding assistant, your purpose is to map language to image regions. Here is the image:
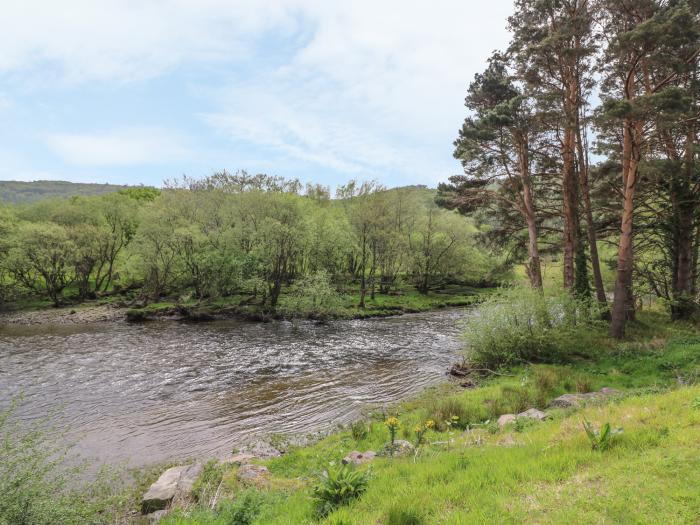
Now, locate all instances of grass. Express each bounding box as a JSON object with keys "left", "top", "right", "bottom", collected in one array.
[{"left": 159, "top": 311, "right": 700, "bottom": 524}]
